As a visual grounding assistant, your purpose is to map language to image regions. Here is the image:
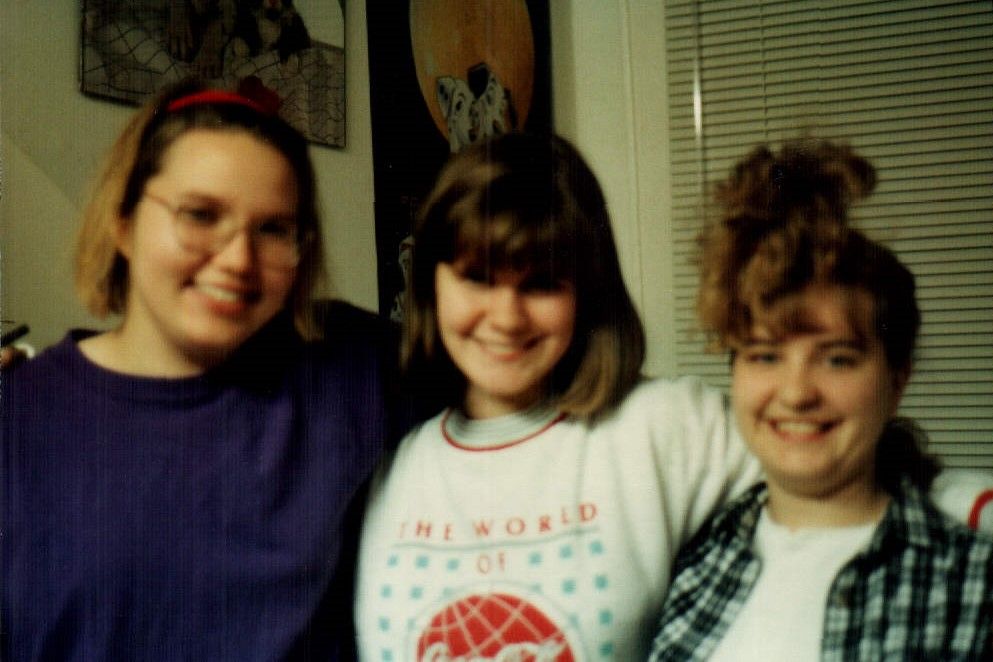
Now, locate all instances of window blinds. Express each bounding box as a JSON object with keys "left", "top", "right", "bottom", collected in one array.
[{"left": 663, "top": 0, "right": 993, "bottom": 467}]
